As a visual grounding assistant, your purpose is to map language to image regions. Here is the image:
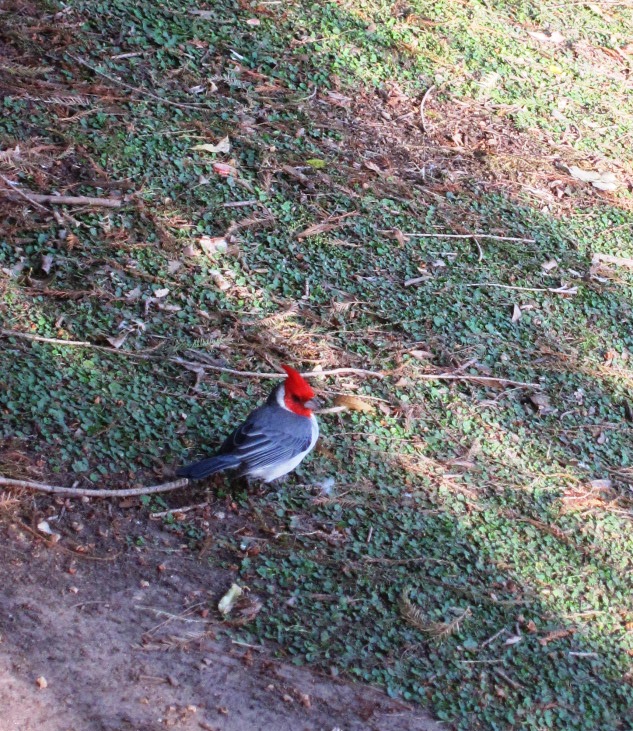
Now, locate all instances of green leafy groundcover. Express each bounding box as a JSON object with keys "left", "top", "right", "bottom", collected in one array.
[{"left": 2, "top": 0, "right": 633, "bottom": 728}]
